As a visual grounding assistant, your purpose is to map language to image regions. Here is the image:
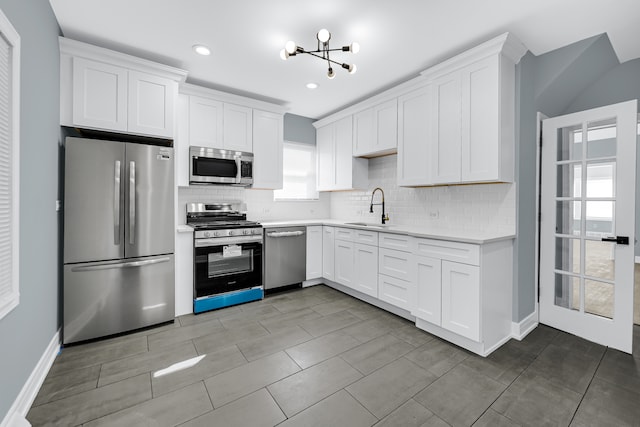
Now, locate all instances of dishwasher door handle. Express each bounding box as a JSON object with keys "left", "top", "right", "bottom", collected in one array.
[{"left": 267, "top": 231, "right": 305, "bottom": 238}]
